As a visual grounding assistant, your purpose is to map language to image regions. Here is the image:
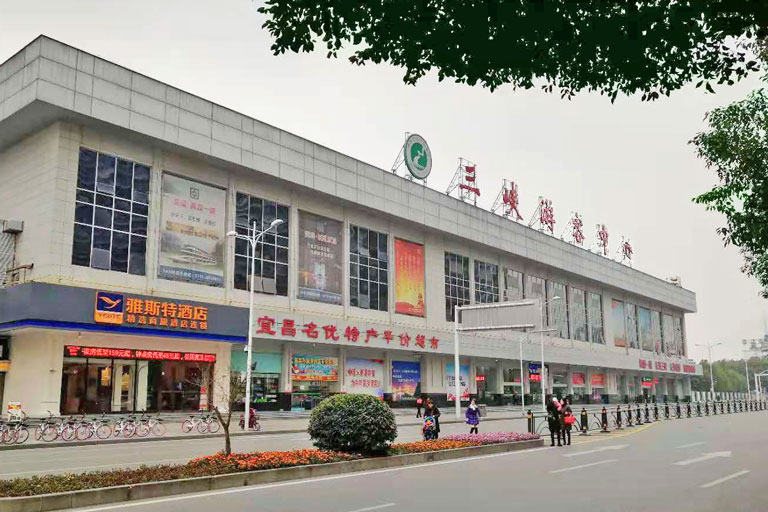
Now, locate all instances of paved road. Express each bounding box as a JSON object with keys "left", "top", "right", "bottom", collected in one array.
[
  {"left": 0, "top": 415, "right": 534, "bottom": 478},
  {"left": 57, "top": 410, "right": 768, "bottom": 512}
]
